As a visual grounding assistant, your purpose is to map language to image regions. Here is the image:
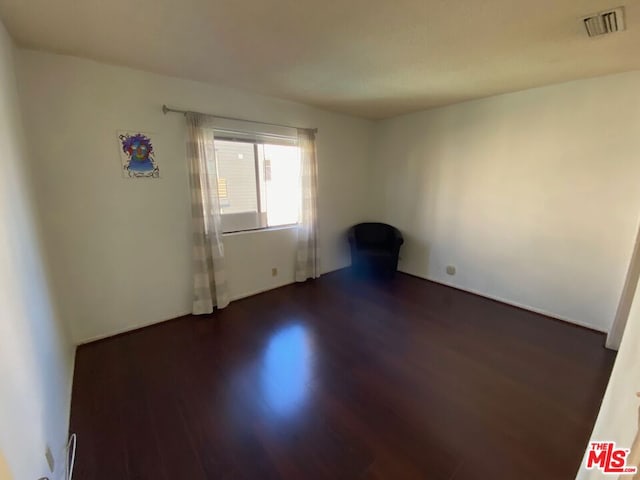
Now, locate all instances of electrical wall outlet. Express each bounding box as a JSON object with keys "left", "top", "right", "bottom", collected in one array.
[
  {"left": 45, "top": 445, "right": 55, "bottom": 473},
  {"left": 446, "top": 265, "right": 456, "bottom": 275},
  {"left": 271, "top": 267, "right": 278, "bottom": 277}
]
